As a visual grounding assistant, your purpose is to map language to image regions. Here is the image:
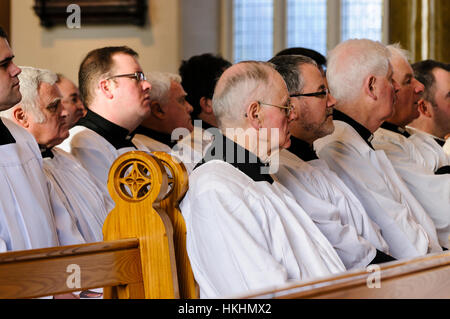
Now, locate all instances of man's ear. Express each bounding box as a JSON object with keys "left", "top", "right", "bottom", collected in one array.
[
  {"left": 417, "top": 99, "right": 432, "bottom": 118},
  {"left": 150, "top": 101, "right": 165, "bottom": 119},
  {"left": 245, "top": 101, "right": 261, "bottom": 130},
  {"left": 199, "top": 97, "right": 213, "bottom": 114},
  {"left": 13, "top": 107, "right": 29, "bottom": 128},
  {"left": 98, "top": 79, "right": 114, "bottom": 99},
  {"left": 364, "top": 75, "right": 378, "bottom": 100}
]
